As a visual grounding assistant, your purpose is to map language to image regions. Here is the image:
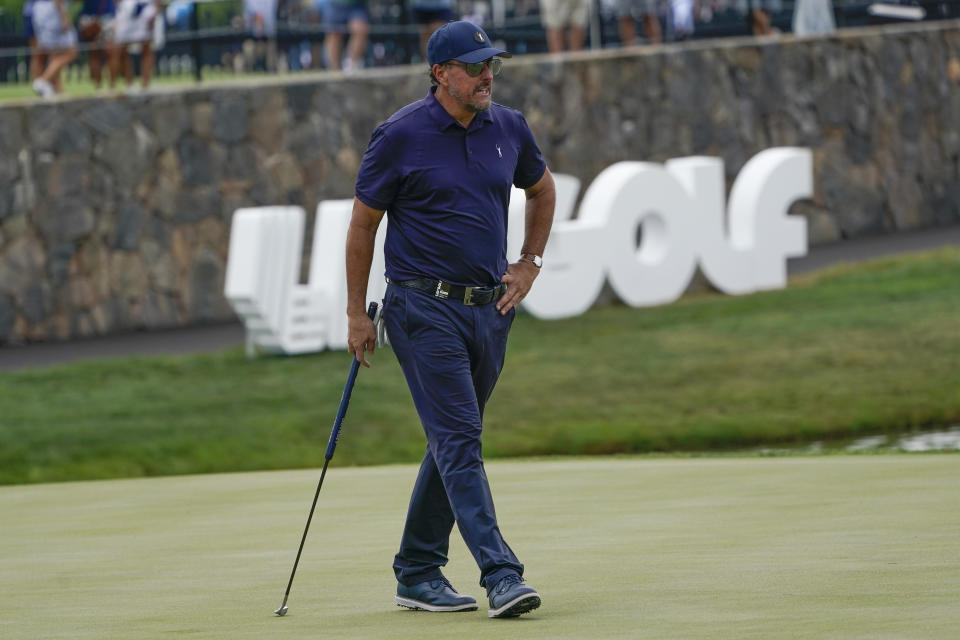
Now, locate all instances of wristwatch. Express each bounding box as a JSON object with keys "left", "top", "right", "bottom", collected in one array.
[{"left": 520, "top": 253, "right": 543, "bottom": 268}]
